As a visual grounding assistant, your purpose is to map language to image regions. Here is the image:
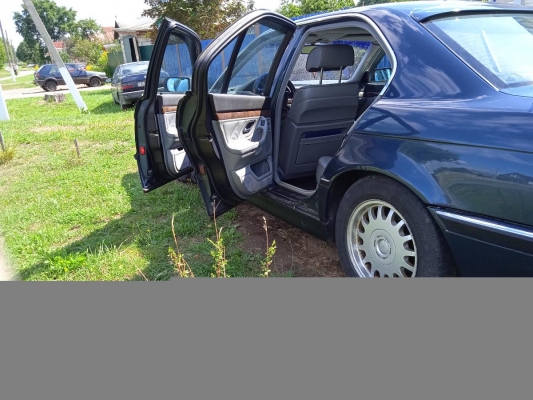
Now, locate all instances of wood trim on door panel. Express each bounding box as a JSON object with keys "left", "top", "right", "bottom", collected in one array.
[
  {"left": 162, "top": 106, "right": 177, "bottom": 114},
  {"left": 215, "top": 110, "right": 271, "bottom": 121}
]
